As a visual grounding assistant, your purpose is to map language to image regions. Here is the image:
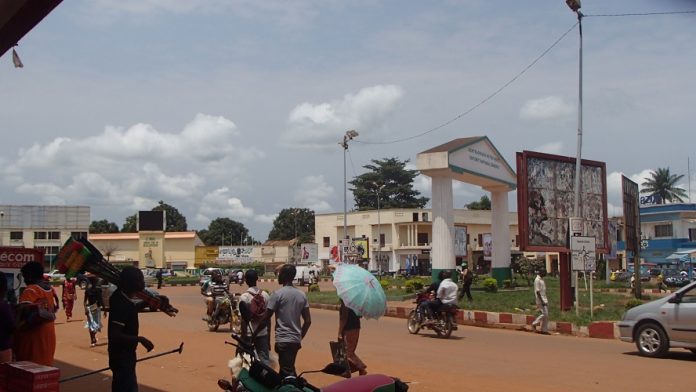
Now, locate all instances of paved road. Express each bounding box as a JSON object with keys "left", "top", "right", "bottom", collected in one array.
[{"left": 53, "top": 285, "right": 695, "bottom": 392}]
